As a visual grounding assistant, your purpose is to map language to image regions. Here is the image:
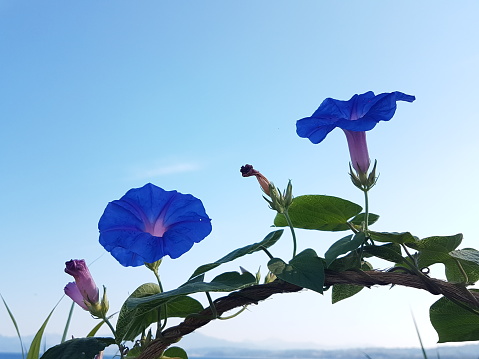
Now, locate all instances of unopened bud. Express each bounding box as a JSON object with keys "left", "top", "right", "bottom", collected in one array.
[
  {"left": 264, "top": 271, "right": 277, "bottom": 284},
  {"left": 255, "top": 267, "right": 261, "bottom": 284},
  {"left": 264, "top": 180, "right": 293, "bottom": 214},
  {"left": 240, "top": 164, "right": 271, "bottom": 196}
]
